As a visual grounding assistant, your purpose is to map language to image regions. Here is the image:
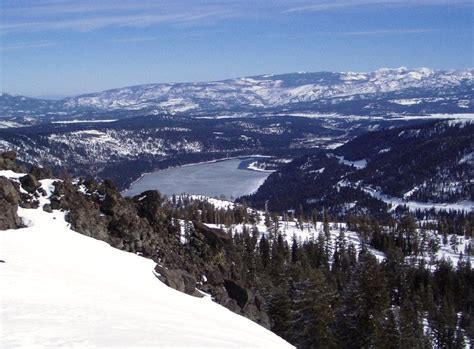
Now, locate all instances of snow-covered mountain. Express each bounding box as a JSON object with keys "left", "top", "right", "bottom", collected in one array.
[
  {"left": 1, "top": 68, "right": 472, "bottom": 122},
  {"left": 0, "top": 170, "right": 292, "bottom": 348},
  {"left": 63, "top": 67, "right": 473, "bottom": 113}
]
